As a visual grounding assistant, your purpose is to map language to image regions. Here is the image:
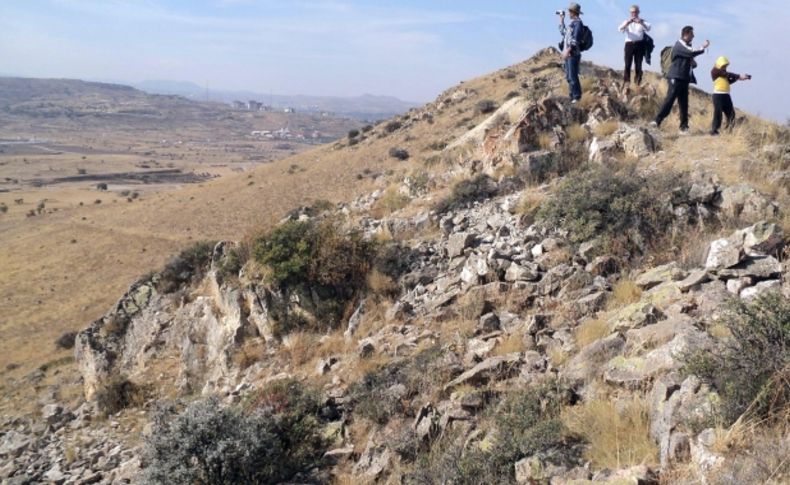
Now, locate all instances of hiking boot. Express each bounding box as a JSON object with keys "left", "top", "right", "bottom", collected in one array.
[
  {"left": 678, "top": 129, "right": 690, "bottom": 135},
  {"left": 571, "top": 99, "right": 578, "bottom": 105},
  {"left": 710, "top": 131, "right": 720, "bottom": 136},
  {"left": 649, "top": 121, "right": 658, "bottom": 128}
]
